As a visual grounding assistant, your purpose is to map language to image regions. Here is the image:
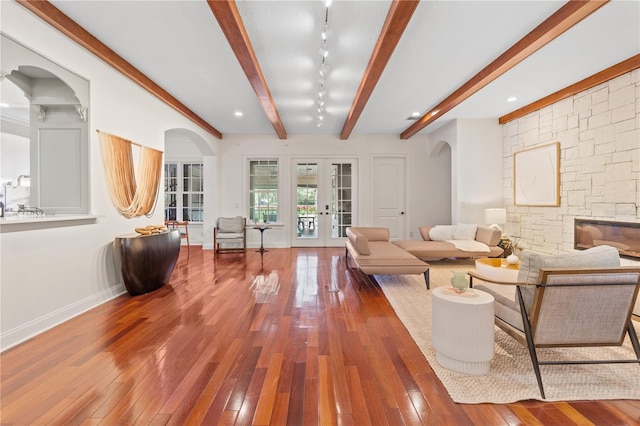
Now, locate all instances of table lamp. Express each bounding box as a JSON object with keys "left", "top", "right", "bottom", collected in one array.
[{"left": 485, "top": 208, "right": 506, "bottom": 237}]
